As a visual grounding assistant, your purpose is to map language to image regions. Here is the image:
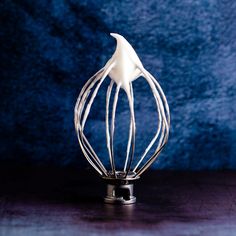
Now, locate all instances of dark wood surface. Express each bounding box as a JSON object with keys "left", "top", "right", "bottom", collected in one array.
[{"left": 0, "top": 167, "right": 236, "bottom": 236}]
